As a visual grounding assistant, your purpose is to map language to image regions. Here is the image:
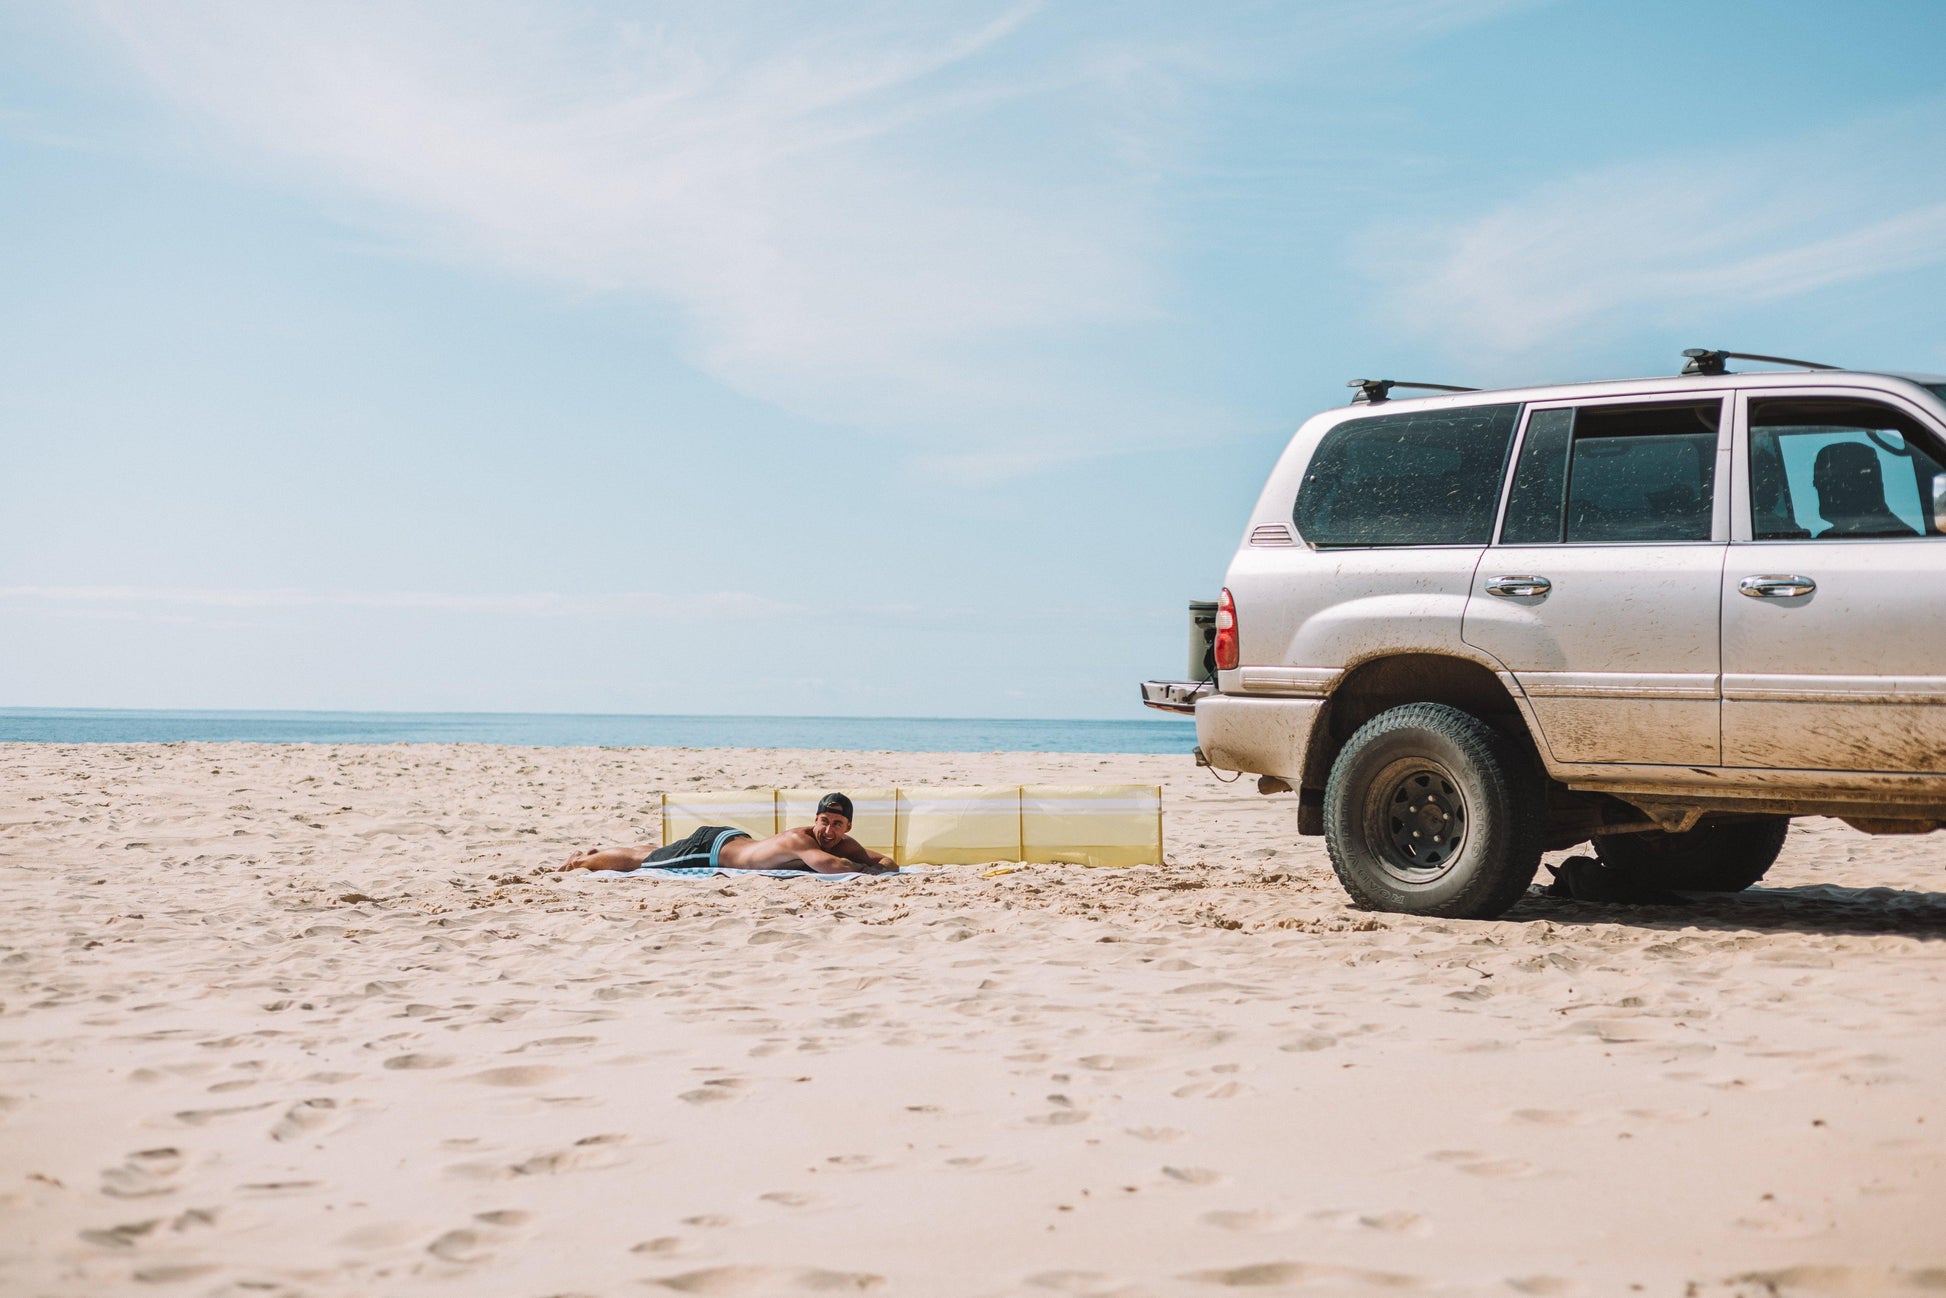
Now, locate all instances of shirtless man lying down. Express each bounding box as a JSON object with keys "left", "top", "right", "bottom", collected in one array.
[{"left": 557, "top": 793, "right": 896, "bottom": 875}]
